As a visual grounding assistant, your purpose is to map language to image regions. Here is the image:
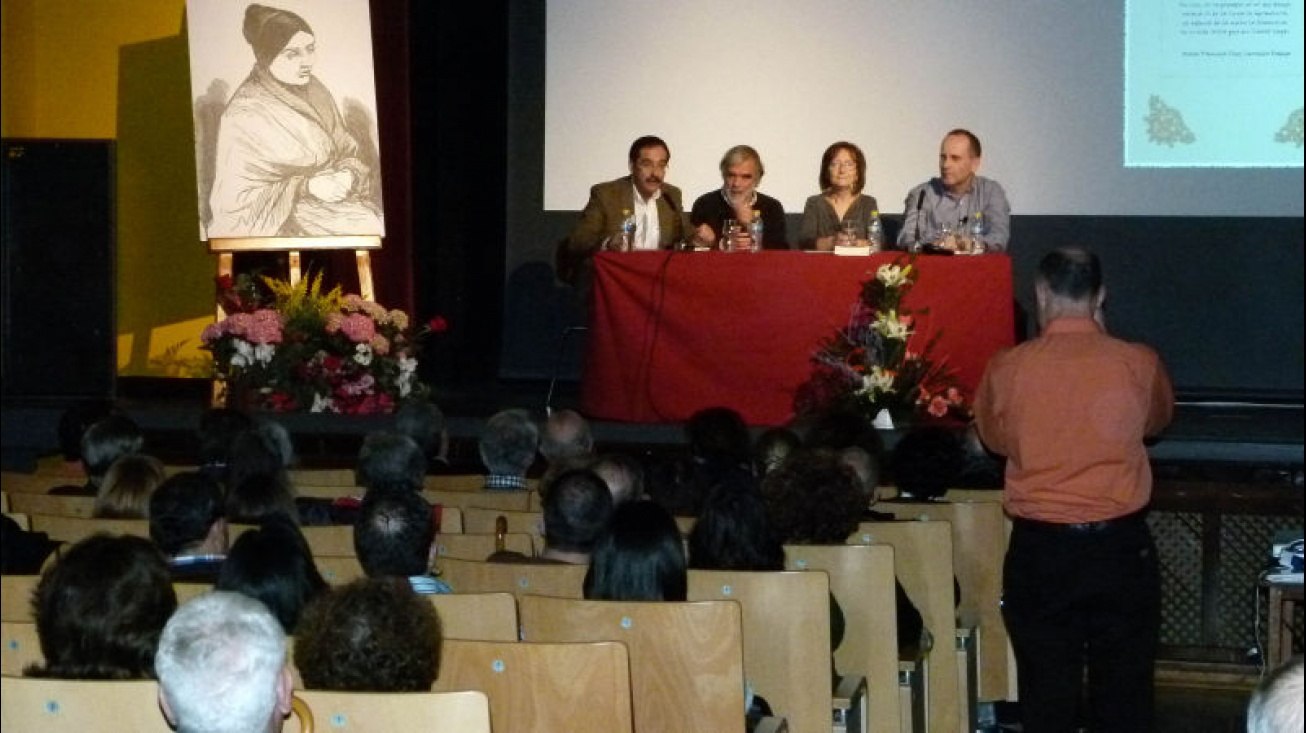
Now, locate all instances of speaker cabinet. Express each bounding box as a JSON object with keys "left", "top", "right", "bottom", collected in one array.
[{"left": 1, "top": 139, "right": 115, "bottom": 400}]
